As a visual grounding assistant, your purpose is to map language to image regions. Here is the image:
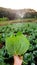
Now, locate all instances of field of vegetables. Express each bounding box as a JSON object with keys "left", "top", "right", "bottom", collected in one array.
[{"left": 0, "top": 22, "right": 37, "bottom": 65}]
